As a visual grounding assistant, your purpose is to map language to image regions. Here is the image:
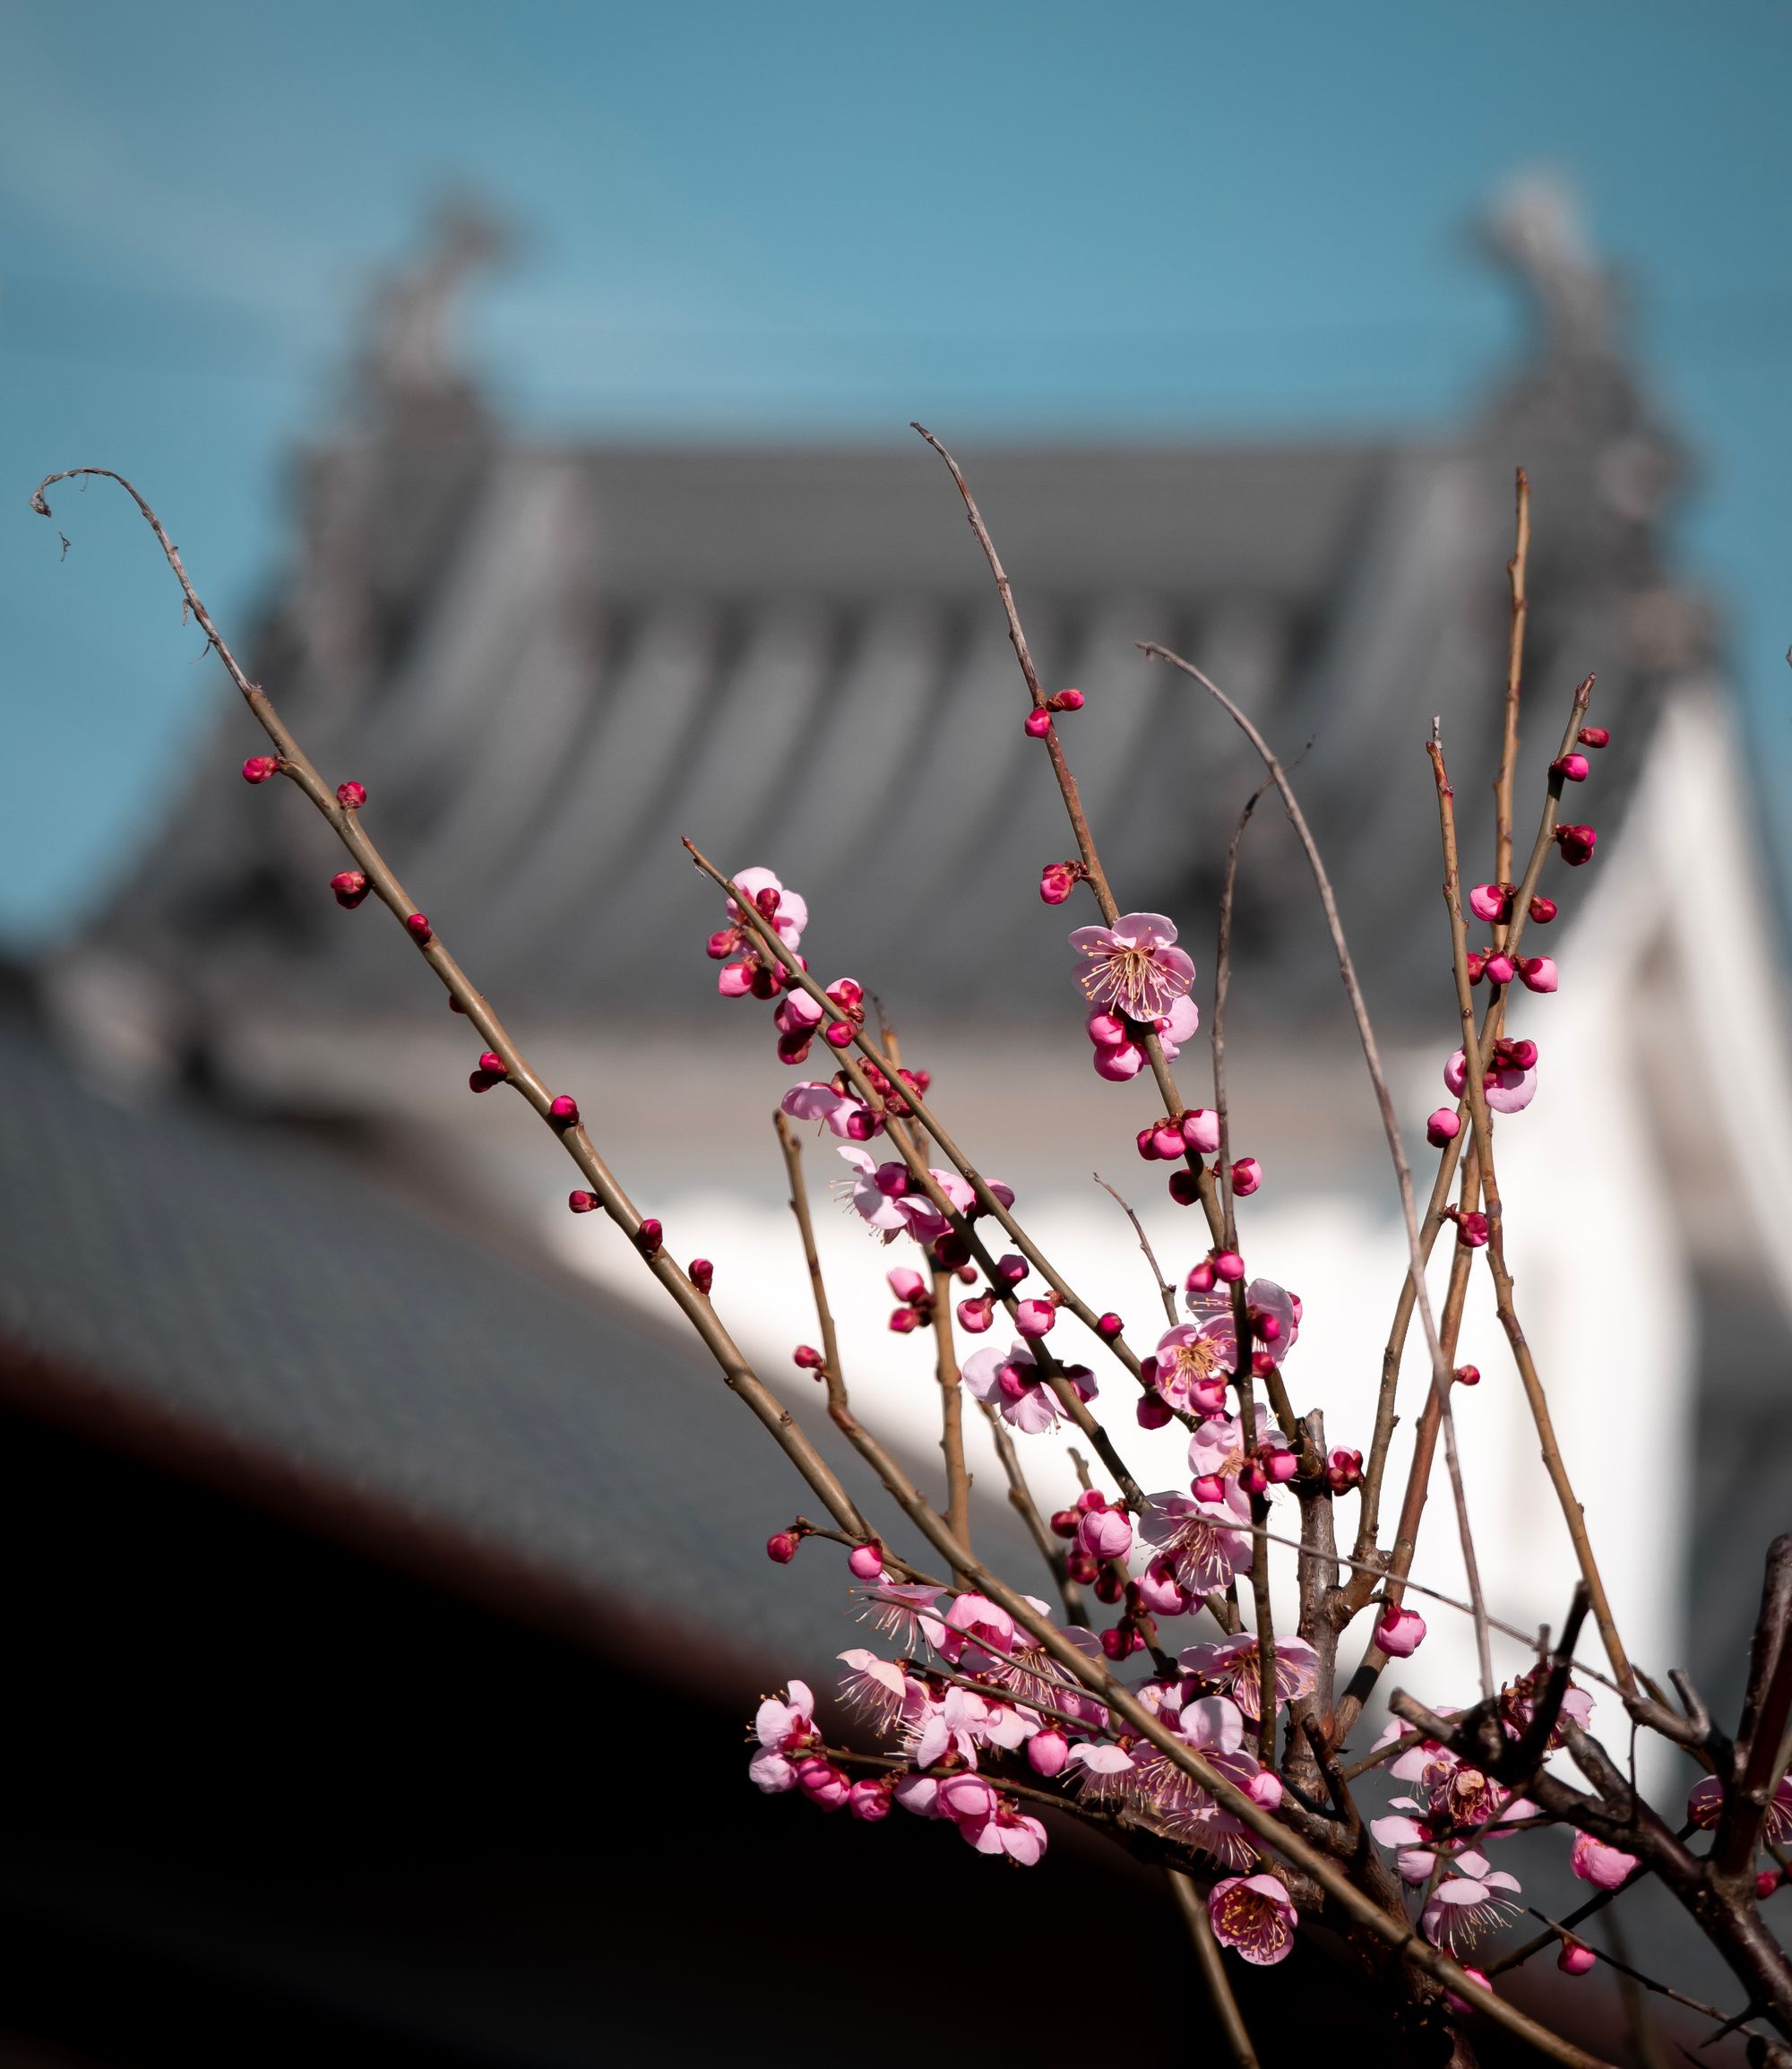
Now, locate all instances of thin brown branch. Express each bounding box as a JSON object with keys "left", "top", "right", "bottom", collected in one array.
[
  {"left": 1495, "top": 466, "right": 1531, "bottom": 901},
  {"left": 1094, "top": 1173, "right": 1178, "bottom": 1327},
  {"left": 1427, "top": 728, "right": 1633, "bottom": 1694},
  {"left": 975, "top": 1400, "right": 1088, "bottom": 1625},
  {"left": 1167, "top": 1869, "right": 1263, "bottom": 2068},
  {"left": 1141, "top": 640, "right": 1494, "bottom": 1700}
]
